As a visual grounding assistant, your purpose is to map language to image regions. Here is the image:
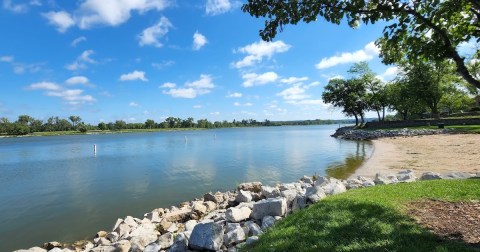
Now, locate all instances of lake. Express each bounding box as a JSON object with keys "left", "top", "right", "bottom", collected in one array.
[{"left": 0, "top": 125, "right": 371, "bottom": 251}]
